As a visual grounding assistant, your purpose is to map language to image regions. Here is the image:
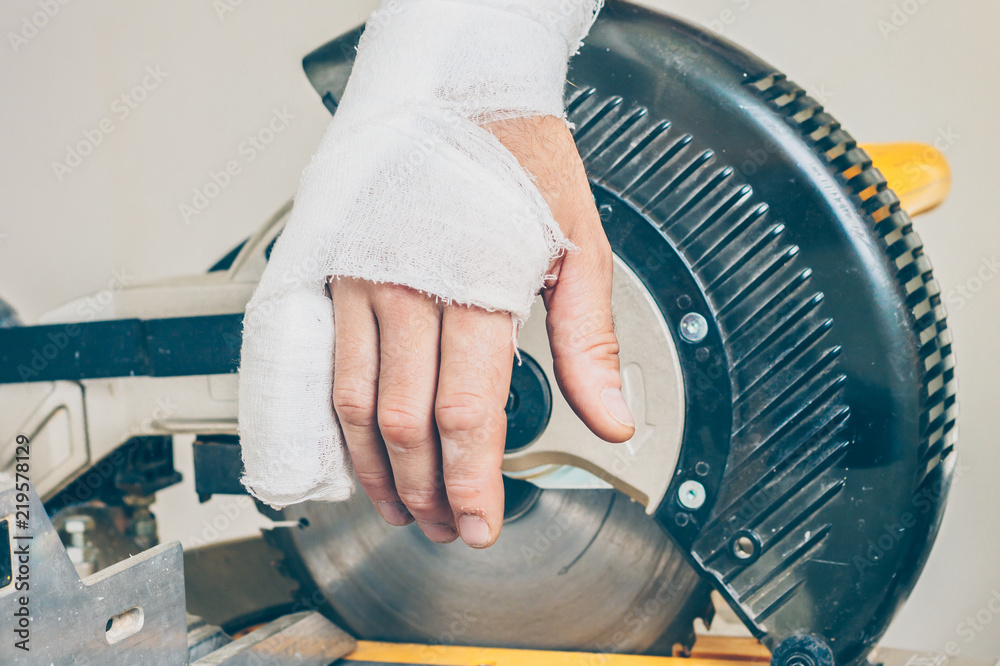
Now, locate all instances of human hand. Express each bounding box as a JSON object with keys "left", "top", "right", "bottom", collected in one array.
[{"left": 330, "top": 115, "right": 635, "bottom": 549}]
